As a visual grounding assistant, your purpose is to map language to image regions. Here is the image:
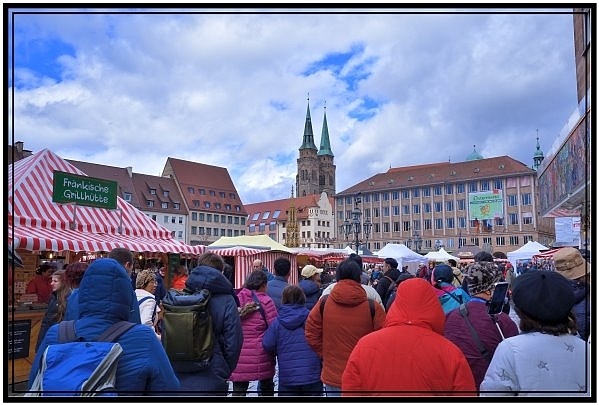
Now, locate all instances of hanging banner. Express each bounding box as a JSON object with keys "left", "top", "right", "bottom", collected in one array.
[
  {"left": 52, "top": 171, "right": 118, "bottom": 209},
  {"left": 468, "top": 190, "right": 504, "bottom": 220}
]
